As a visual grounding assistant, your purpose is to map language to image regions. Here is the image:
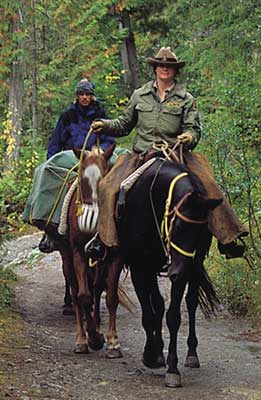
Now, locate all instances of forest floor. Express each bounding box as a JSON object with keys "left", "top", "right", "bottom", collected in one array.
[{"left": 0, "top": 232, "right": 261, "bottom": 400}]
